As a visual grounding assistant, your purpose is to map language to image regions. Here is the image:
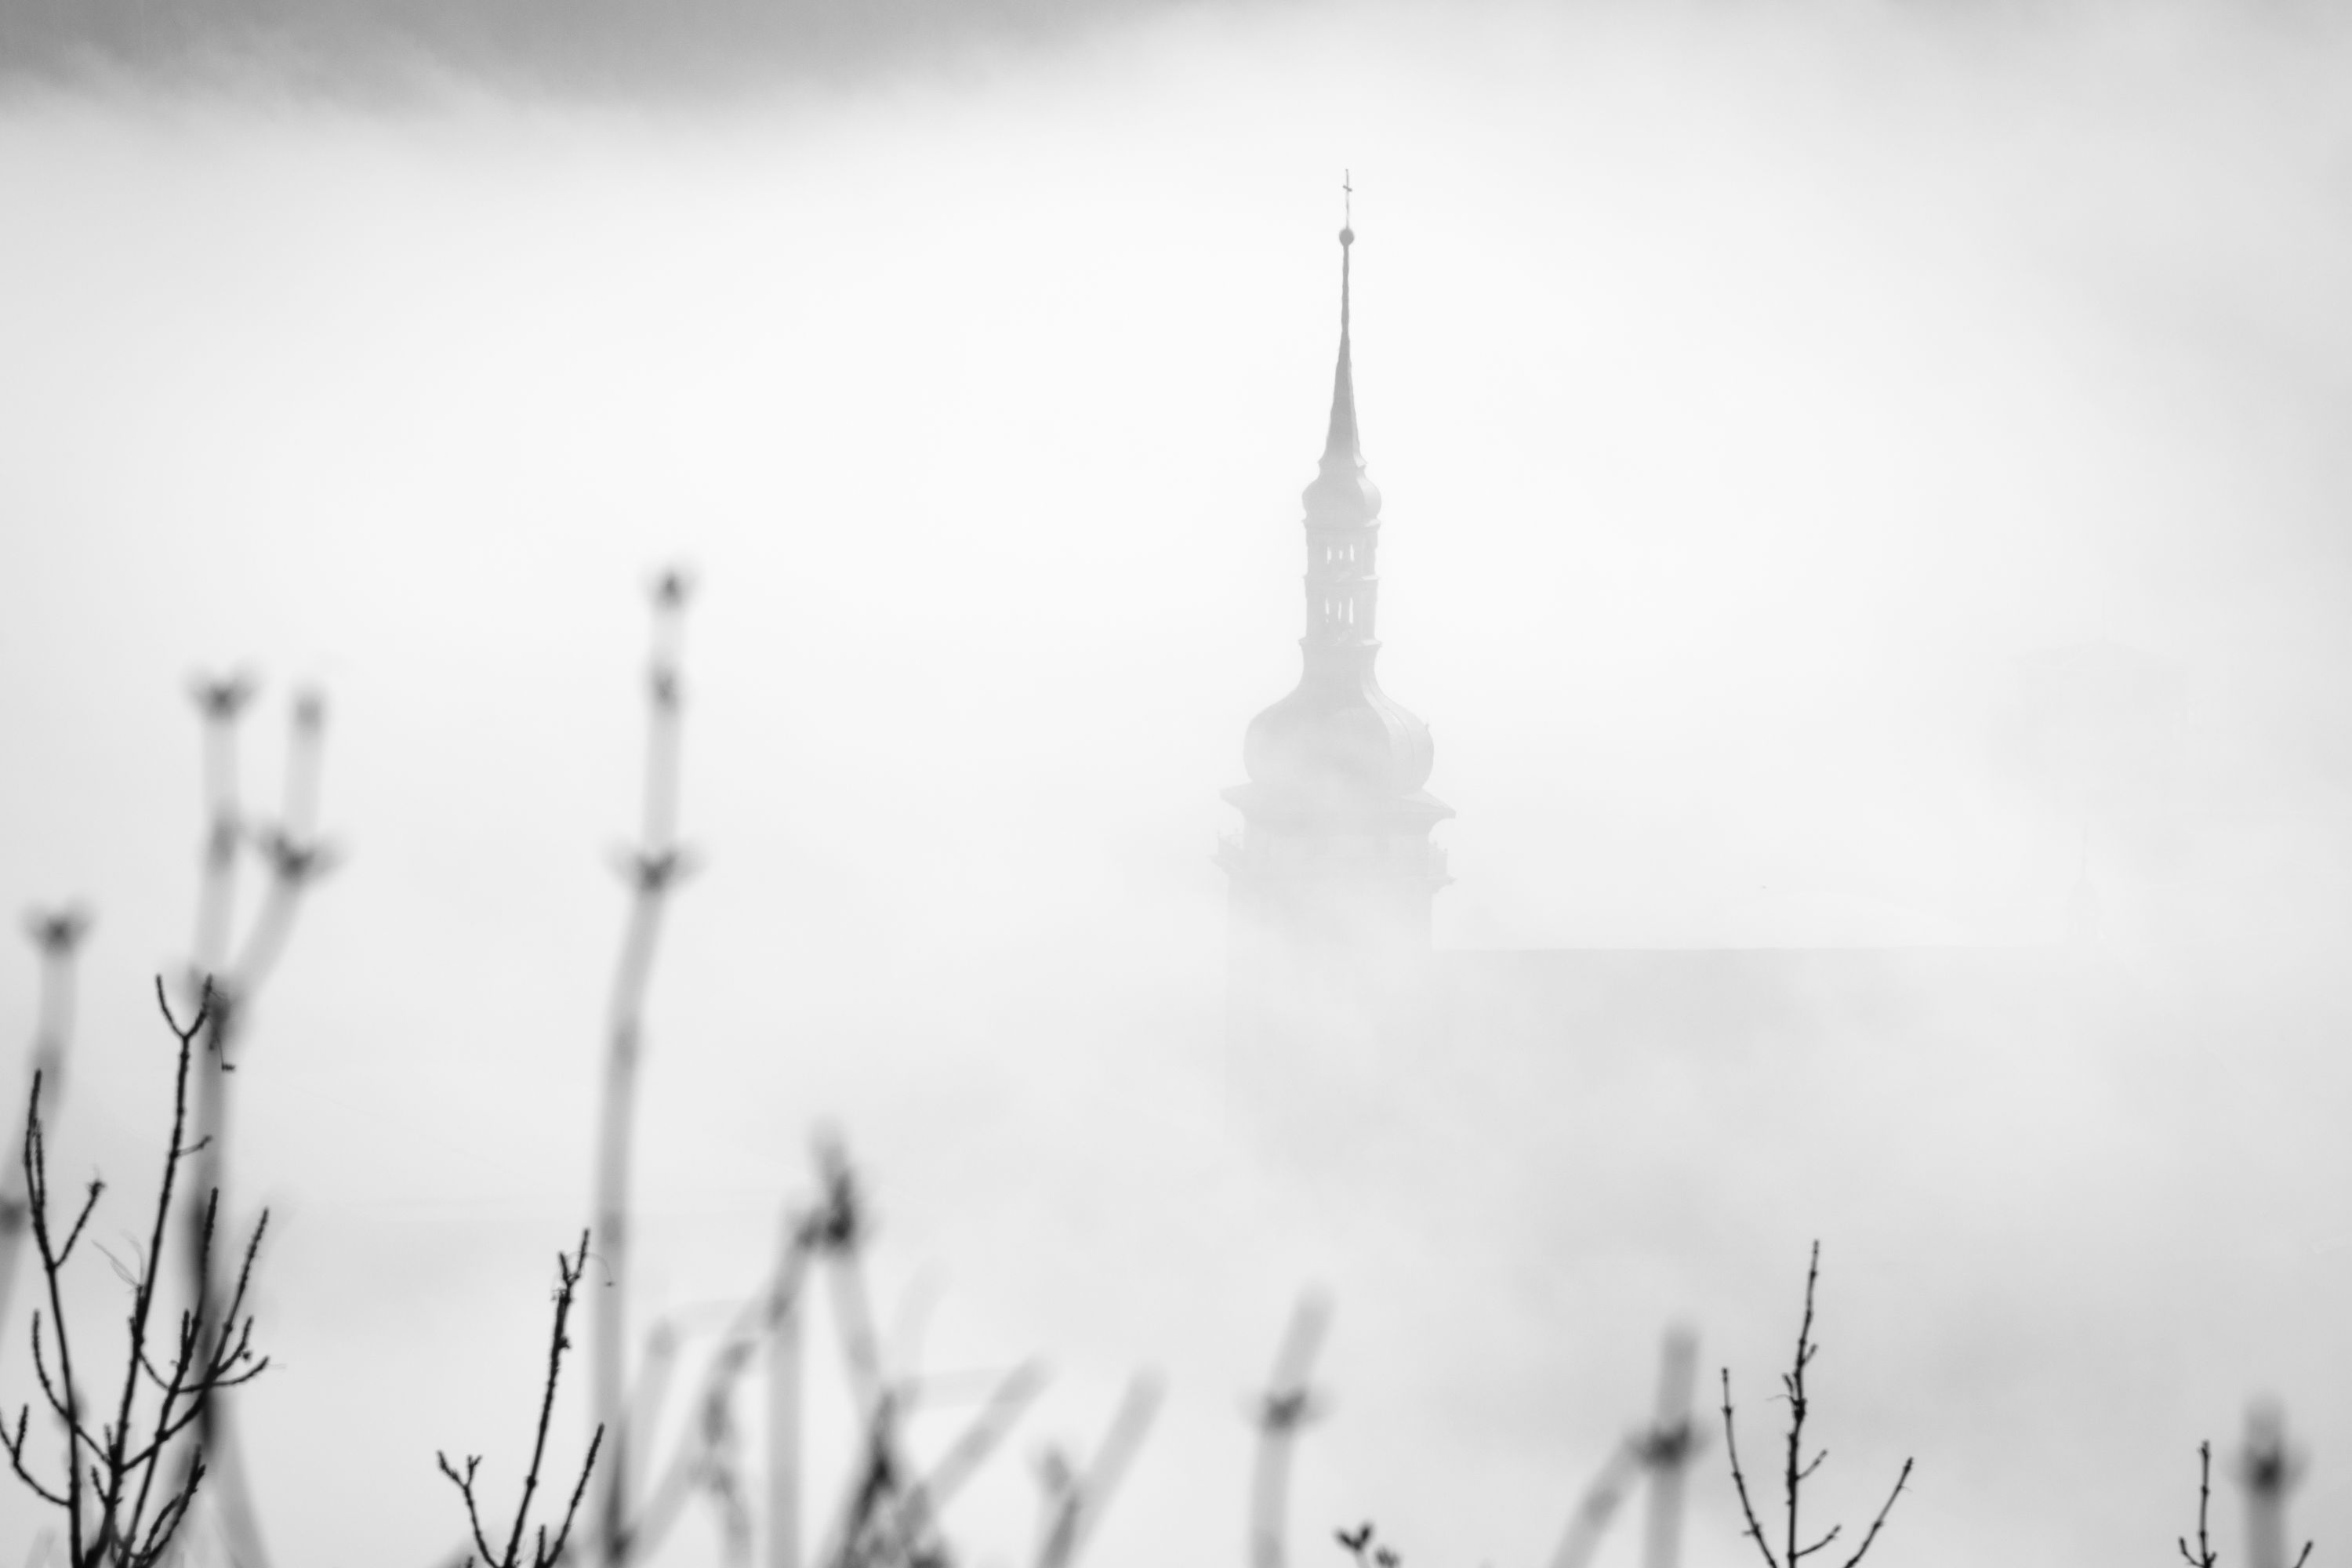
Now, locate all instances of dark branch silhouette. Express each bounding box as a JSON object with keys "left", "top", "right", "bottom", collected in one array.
[
  {"left": 1719, "top": 1243, "right": 1911, "bottom": 1568},
  {"left": 2180, "top": 1412, "right": 2318, "bottom": 1568},
  {"left": 0, "top": 977, "right": 270, "bottom": 1568},
  {"left": 2182, "top": 1441, "right": 2220, "bottom": 1568},
  {"left": 437, "top": 1231, "right": 605, "bottom": 1568}
]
